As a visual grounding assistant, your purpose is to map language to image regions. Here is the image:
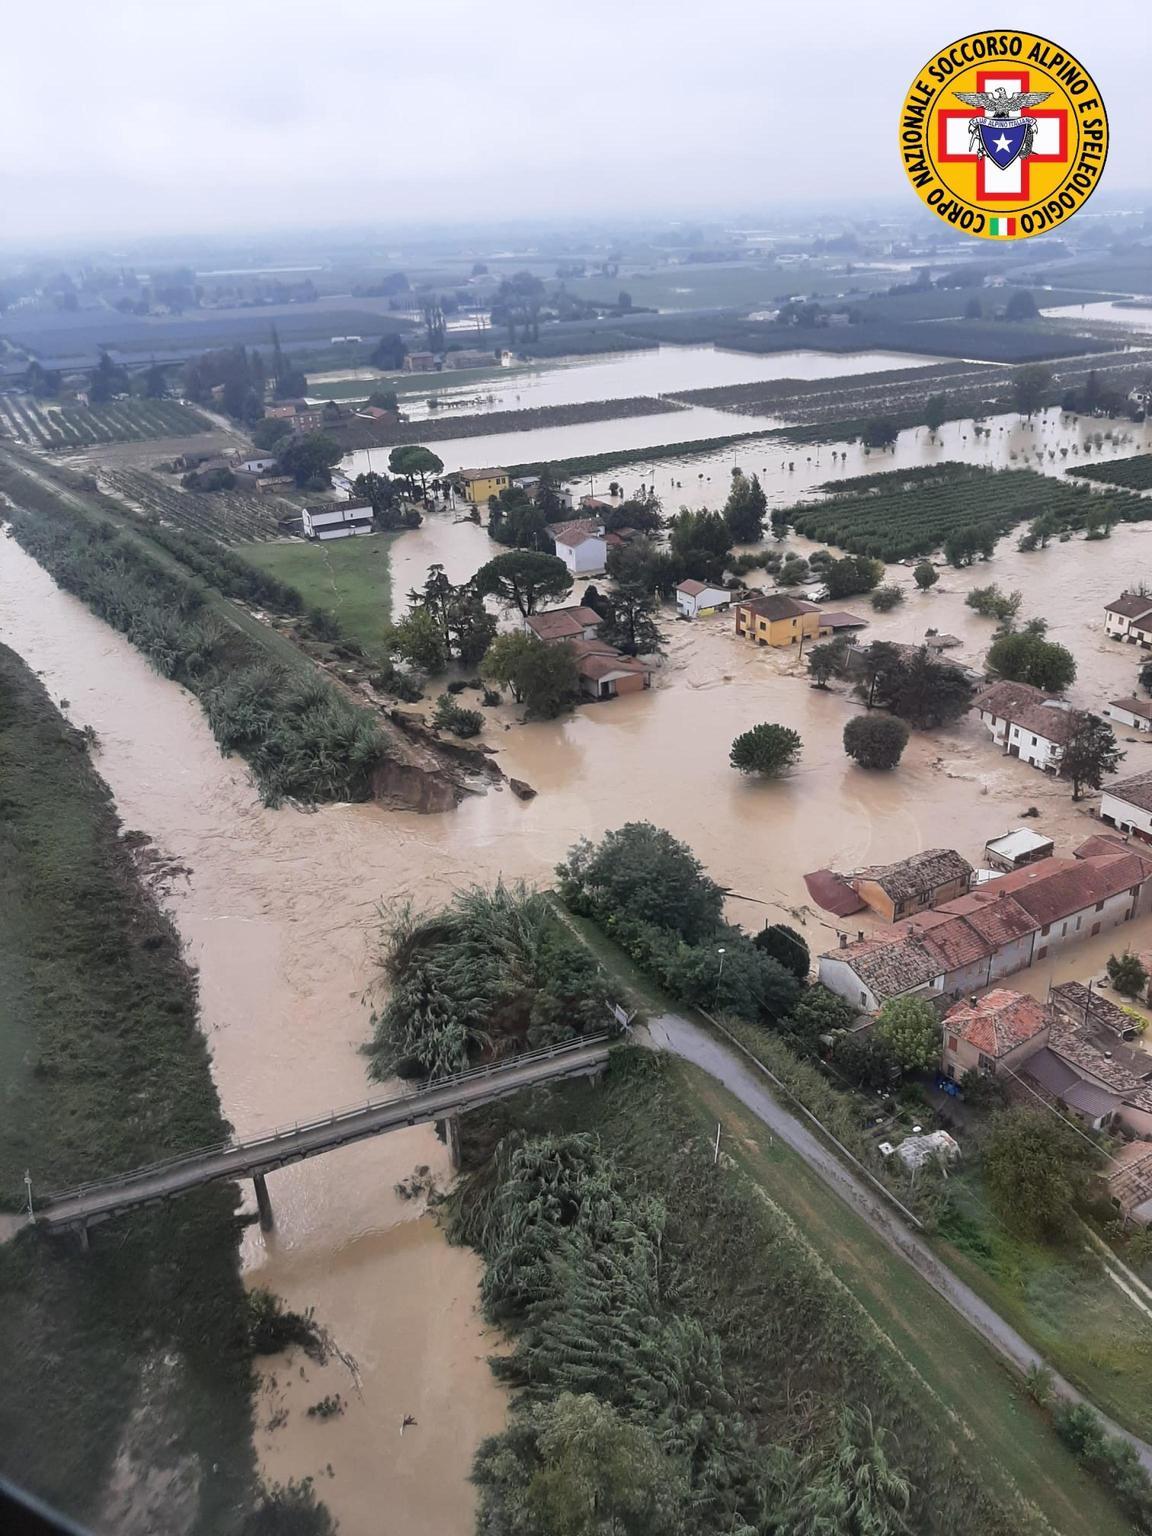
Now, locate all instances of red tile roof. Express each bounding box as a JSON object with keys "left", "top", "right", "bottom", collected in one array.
[
  {"left": 944, "top": 989, "right": 1051, "bottom": 1057},
  {"left": 551, "top": 519, "right": 605, "bottom": 548},
  {"left": 737, "top": 594, "right": 819, "bottom": 622},
  {"left": 976, "top": 854, "right": 1147, "bottom": 928},
  {"left": 1102, "top": 769, "right": 1152, "bottom": 815},
  {"left": 804, "top": 869, "right": 866, "bottom": 917},
  {"left": 1106, "top": 593, "right": 1152, "bottom": 620},
  {"left": 525, "top": 606, "right": 601, "bottom": 641}
]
